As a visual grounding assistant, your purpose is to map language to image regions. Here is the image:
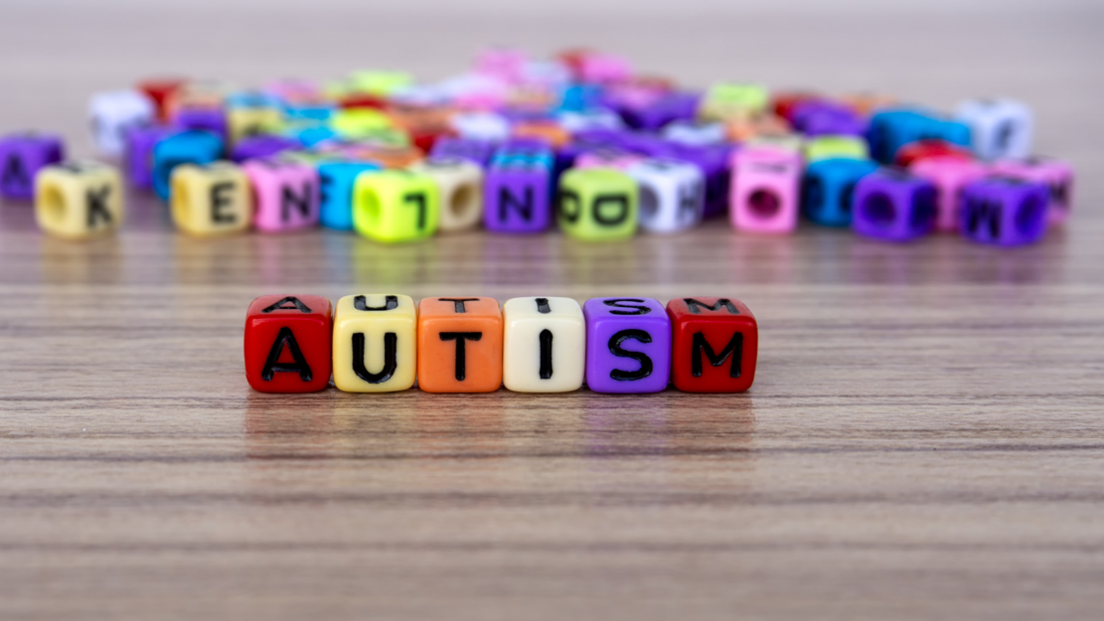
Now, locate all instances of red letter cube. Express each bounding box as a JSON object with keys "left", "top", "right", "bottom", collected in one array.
[
  {"left": 244, "top": 294, "right": 333, "bottom": 393},
  {"left": 667, "top": 297, "right": 758, "bottom": 393}
]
